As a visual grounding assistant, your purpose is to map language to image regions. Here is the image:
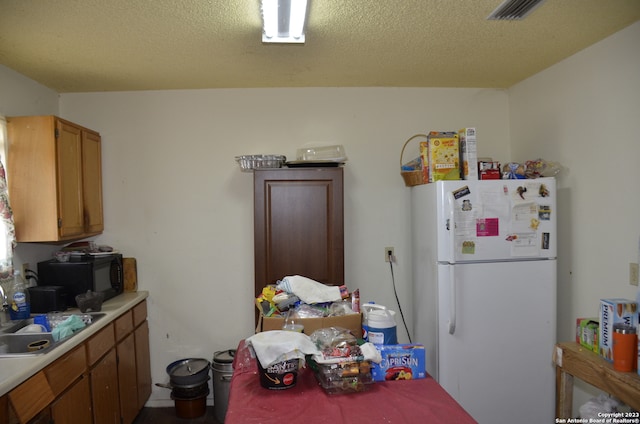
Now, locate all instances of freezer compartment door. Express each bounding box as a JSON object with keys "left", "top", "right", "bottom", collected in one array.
[
  {"left": 436, "top": 178, "right": 557, "bottom": 263},
  {"left": 437, "top": 261, "right": 556, "bottom": 424}
]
